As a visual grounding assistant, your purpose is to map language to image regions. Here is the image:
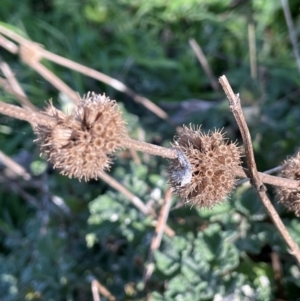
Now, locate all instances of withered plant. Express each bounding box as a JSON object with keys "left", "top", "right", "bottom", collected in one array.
[
  {"left": 1, "top": 77, "right": 300, "bottom": 265},
  {"left": 1, "top": 24, "right": 300, "bottom": 293}
]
